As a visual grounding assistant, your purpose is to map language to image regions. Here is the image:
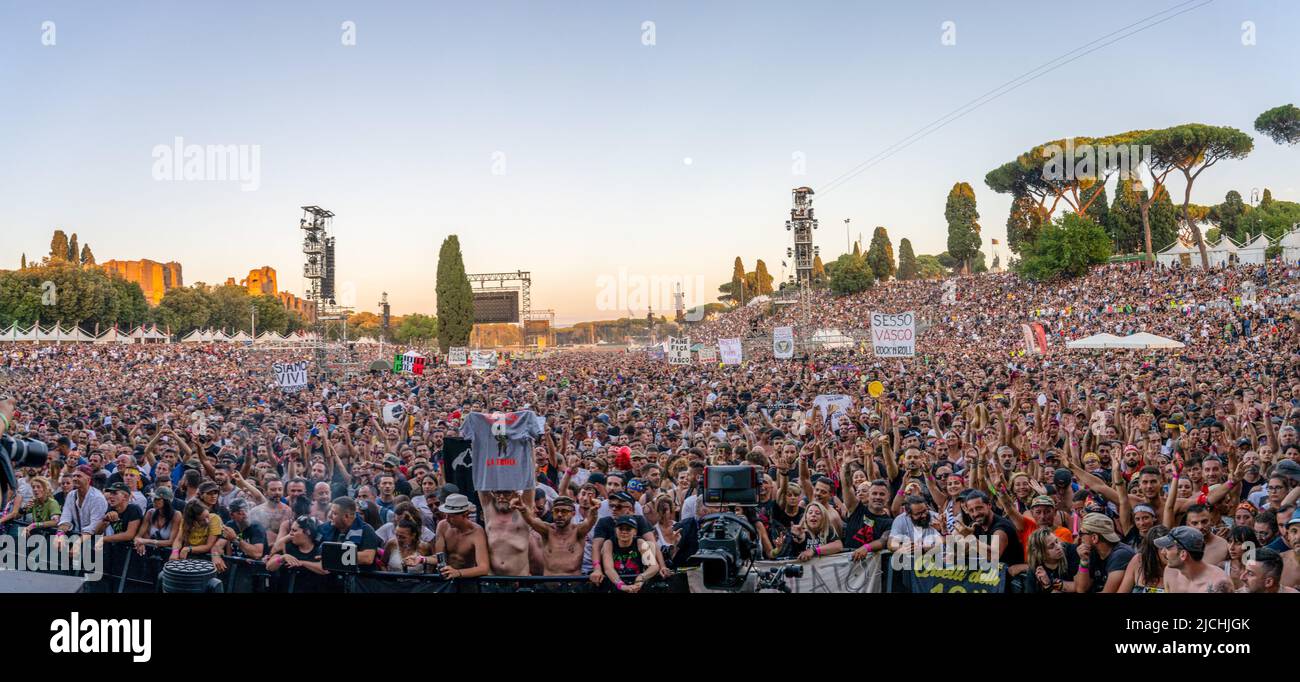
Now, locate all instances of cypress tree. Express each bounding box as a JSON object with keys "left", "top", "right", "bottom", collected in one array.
[{"left": 435, "top": 235, "right": 473, "bottom": 352}]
